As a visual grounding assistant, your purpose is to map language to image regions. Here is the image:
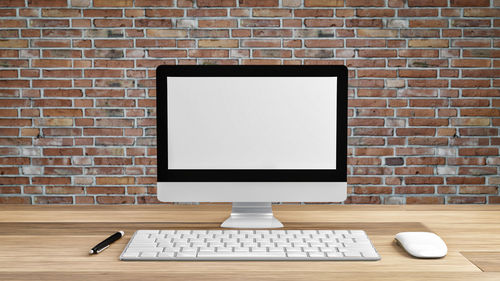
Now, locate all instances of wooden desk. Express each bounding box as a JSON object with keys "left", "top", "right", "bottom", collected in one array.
[{"left": 1, "top": 205, "right": 499, "bottom": 280}]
